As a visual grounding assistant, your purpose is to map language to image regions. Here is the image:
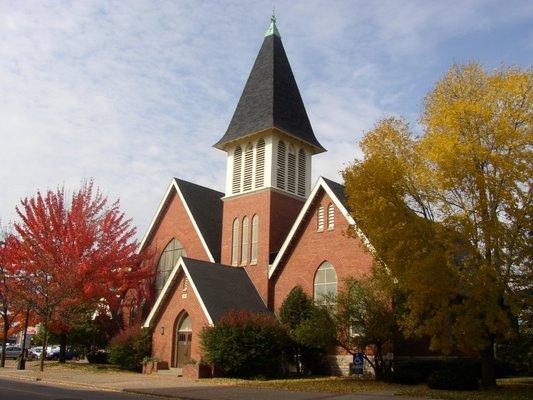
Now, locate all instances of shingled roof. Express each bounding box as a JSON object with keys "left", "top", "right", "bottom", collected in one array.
[
  {"left": 174, "top": 179, "right": 224, "bottom": 262},
  {"left": 143, "top": 257, "right": 269, "bottom": 327},
  {"left": 214, "top": 18, "right": 325, "bottom": 153},
  {"left": 183, "top": 258, "right": 269, "bottom": 322}
]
